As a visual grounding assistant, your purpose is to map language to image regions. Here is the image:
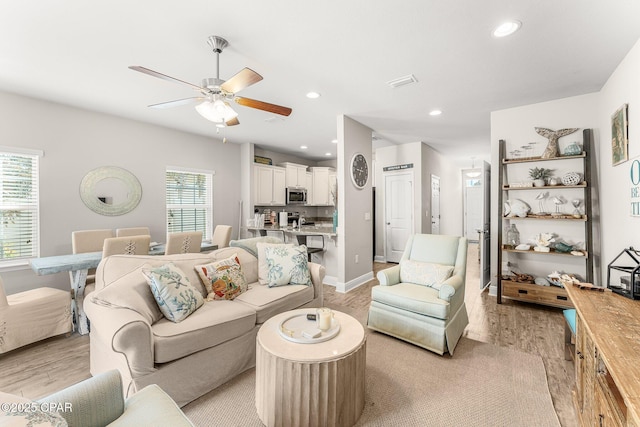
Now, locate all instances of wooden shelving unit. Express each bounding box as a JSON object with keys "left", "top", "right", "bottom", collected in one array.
[{"left": 497, "top": 129, "right": 594, "bottom": 306}]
